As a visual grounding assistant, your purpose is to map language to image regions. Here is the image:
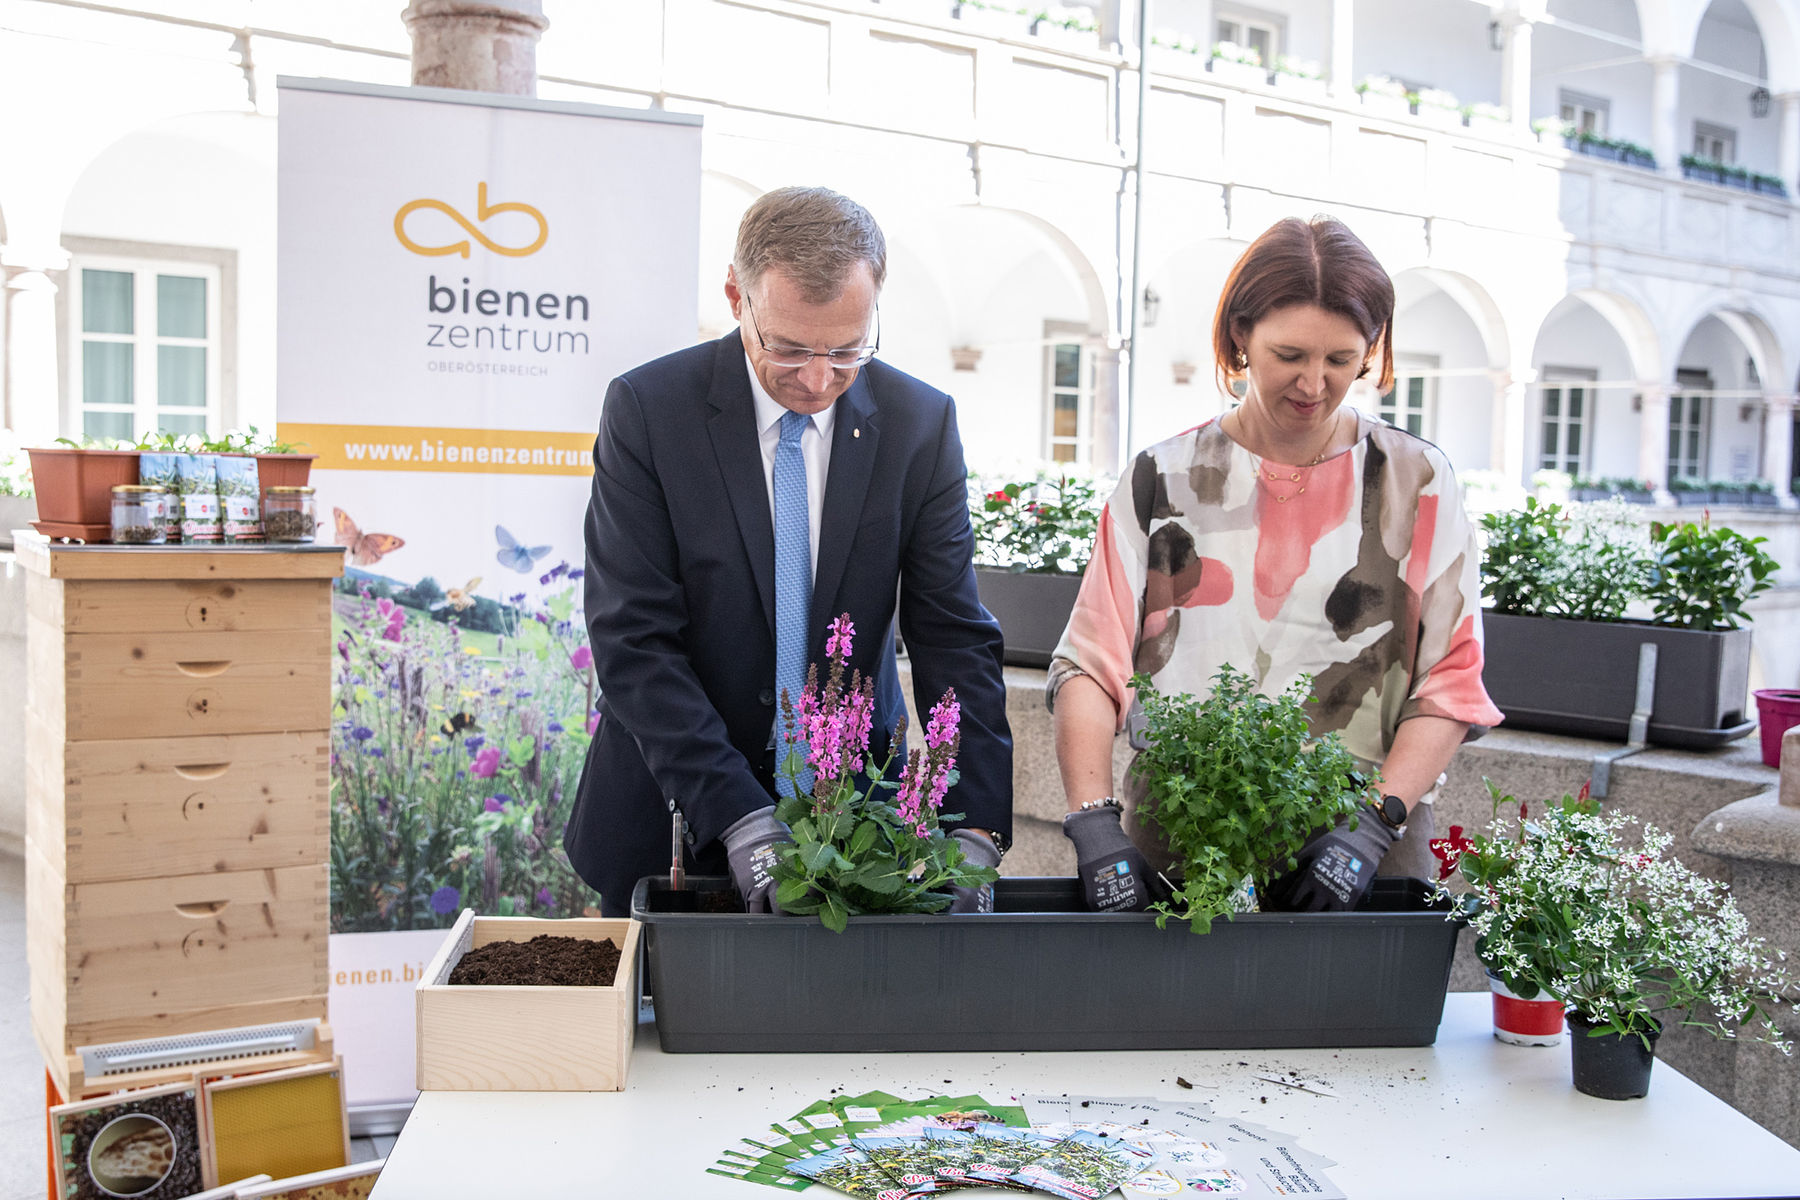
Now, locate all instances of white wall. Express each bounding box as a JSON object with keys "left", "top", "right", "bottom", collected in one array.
[
  {"left": 59, "top": 110, "right": 279, "bottom": 432},
  {"left": 1353, "top": 0, "right": 1501, "bottom": 104},
  {"left": 1392, "top": 286, "right": 1494, "bottom": 471}
]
